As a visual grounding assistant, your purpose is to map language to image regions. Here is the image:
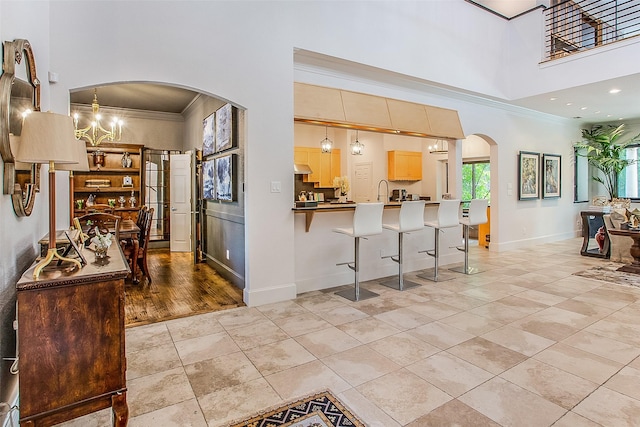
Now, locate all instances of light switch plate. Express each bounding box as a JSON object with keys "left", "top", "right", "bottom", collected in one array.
[{"left": 270, "top": 181, "right": 281, "bottom": 193}]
